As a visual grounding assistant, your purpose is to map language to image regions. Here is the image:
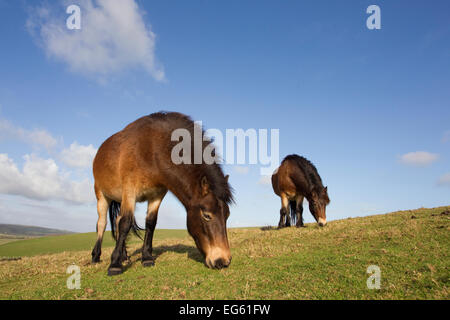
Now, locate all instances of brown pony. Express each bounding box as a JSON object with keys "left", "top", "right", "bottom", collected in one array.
[
  {"left": 91, "top": 112, "right": 233, "bottom": 275},
  {"left": 272, "top": 154, "right": 330, "bottom": 228}
]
